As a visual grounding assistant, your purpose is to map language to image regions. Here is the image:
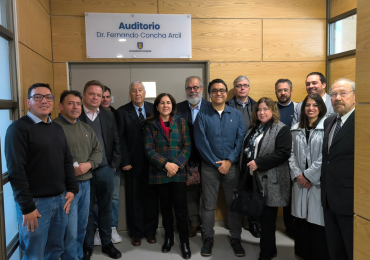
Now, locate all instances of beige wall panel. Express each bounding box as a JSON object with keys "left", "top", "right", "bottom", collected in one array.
[
  {"left": 356, "top": 0, "right": 370, "bottom": 103},
  {"left": 192, "top": 19, "right": 262, "bottom": 62},
  {"left": 330, "top": 55, "right": 356, "bottom": 86},
  {"left": 19, "top": 44, "right": 54, "bottom": 111},
  {"left": 39, "top": 0, "right": 50, "bottom": 13},
  {"left": 354, "top": 105, "right": 370, "bottom": 219},
  {"left": 263, "top": 20, "right": 326, "bottom": 62},
  {"left": 17, "top": 0, "right": 52, "bottom": 61},
  {"left": 210, "top": 62, "right": 325, "bottom": 102},
  {"left": 354, "top": 215, "right": 370, "bottom": 259},
  {"left": 159, "top": 0, "right": 325, "bottom": 19},
  {"left": 50, "top": 0, "right": 157, "bottom": 16},
  {"left": 331, "top": 0, "right": 357, "bottom": 18},
  {"left": 53, "top": 63, "right": 69, "bottom": 108}
]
